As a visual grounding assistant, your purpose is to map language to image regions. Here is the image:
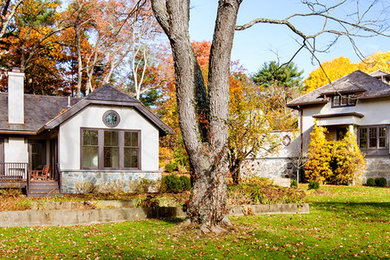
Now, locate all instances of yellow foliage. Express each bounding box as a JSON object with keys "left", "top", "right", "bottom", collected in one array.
[
  {"left": 305, "top": 125, "right": 333, "bottom": 182},
  {"left": 305, "top": 126, "right": 366, "bottom": 185},
  {"left": 329, "top": 131, "right": 366, "bottom": 185},
  {"left": 304, "top": 52, "right": 390, "bottom": 92},
  {"left": 304, "top": 57, "right": 358, "bottom": 93},
  {"left": 358, "top": 51, "right": 390, "bottom": 74}
]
